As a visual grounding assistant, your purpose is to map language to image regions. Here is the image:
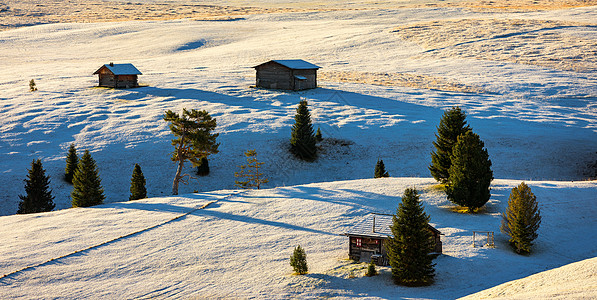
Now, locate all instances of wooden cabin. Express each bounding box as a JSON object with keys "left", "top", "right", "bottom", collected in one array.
[
  {"left": 342, "top": 213, "right": 443, "bottom": 265},
  {"left": 93, "top": 63, "right": 142, "bottom": 88},
  {"left": 253, "top": 60, "right": 320, "bottom": 91}
]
